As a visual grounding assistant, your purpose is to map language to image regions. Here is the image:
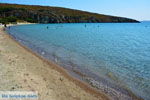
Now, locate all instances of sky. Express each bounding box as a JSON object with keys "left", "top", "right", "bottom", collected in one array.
[{"left": 0, "top": 0, "right": 149, "bottom": 21}]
